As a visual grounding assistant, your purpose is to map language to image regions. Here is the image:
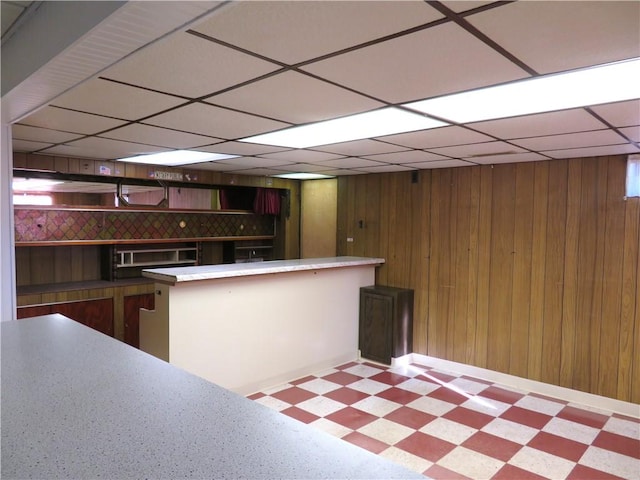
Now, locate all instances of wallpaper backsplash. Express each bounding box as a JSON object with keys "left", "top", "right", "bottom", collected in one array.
[{"left": 15, "top": 207, "right": 275, "bottom": 243}]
